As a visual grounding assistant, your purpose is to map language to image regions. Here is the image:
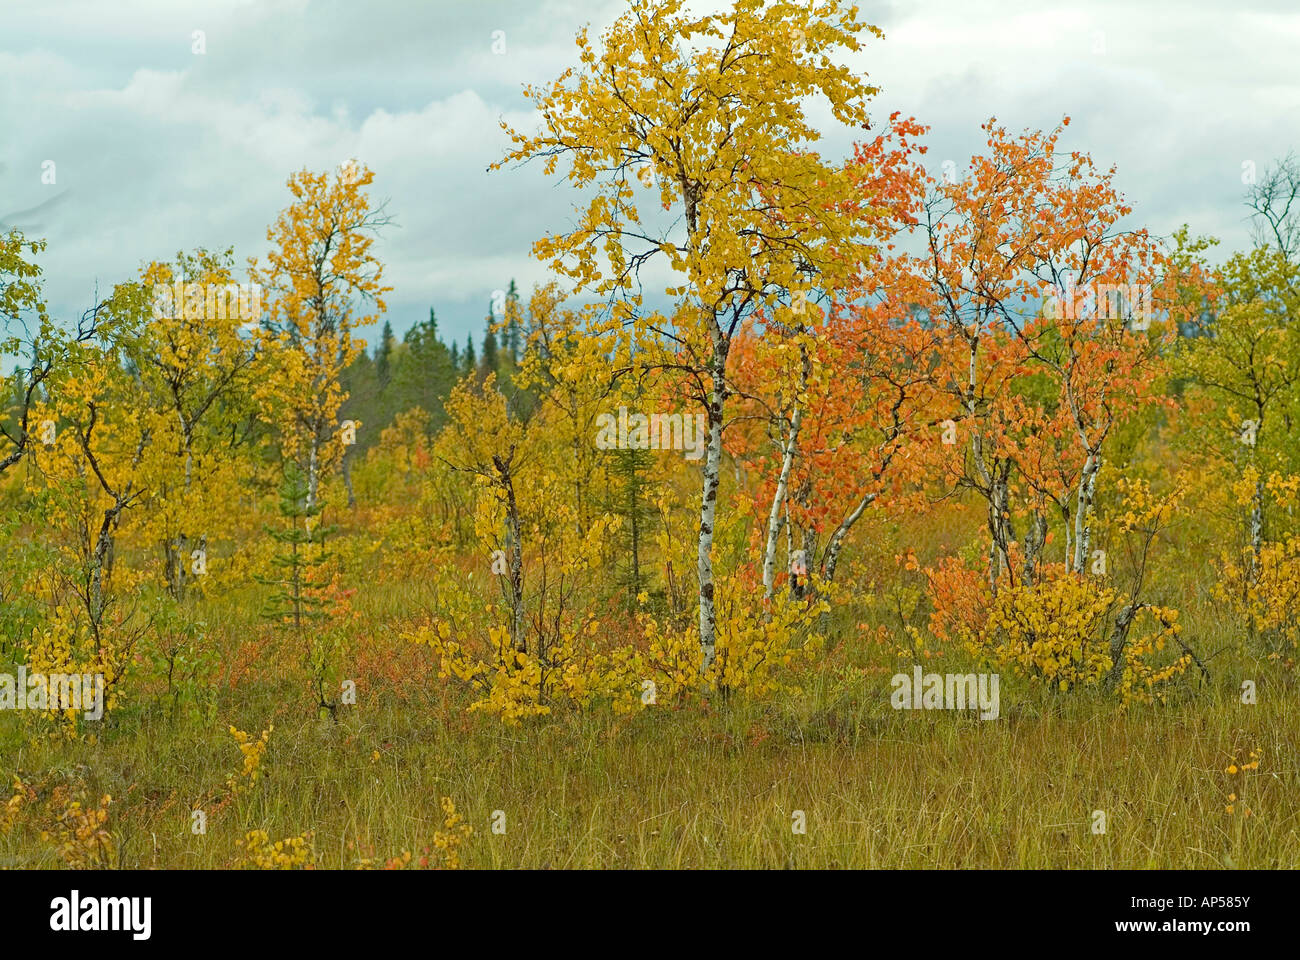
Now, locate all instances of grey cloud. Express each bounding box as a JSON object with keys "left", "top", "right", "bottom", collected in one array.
[{"left": 1, "top": 0, "right": 1296, "bottom": 348}]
